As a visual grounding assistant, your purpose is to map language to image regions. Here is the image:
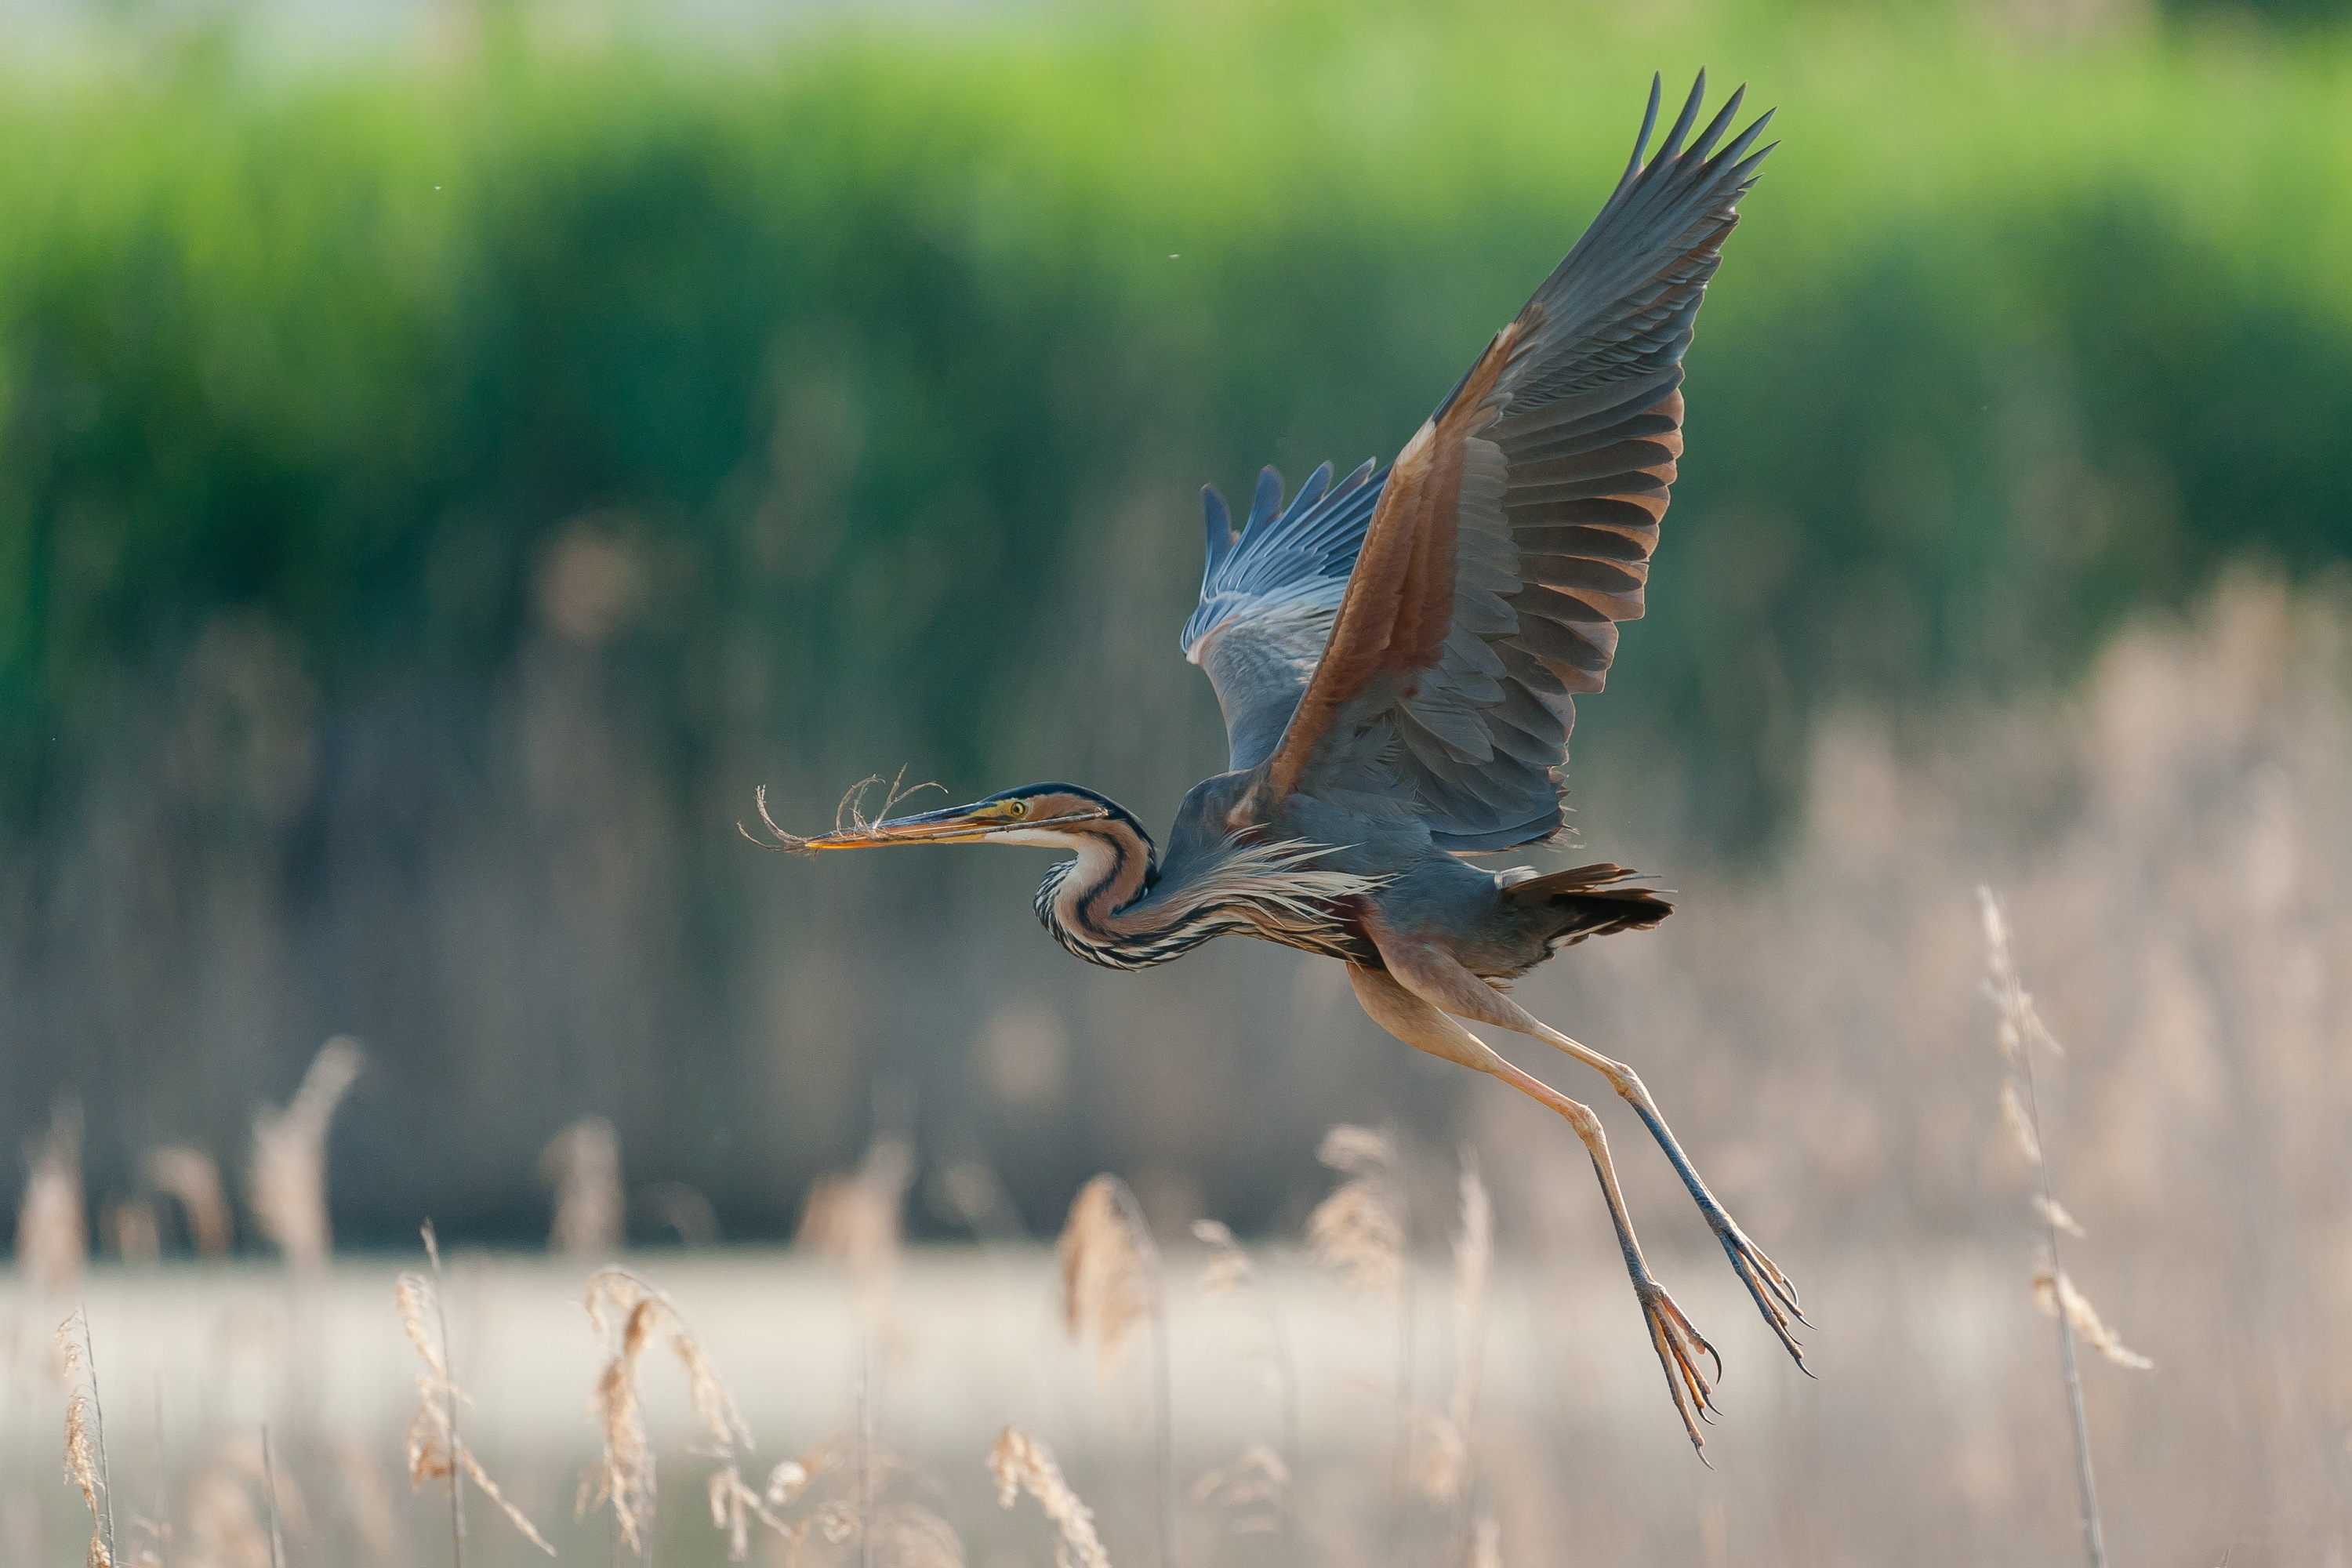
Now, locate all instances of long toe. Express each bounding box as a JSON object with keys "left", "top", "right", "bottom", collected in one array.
[
  {"left": 1715, "top": 1221, "right": 1809, "bottom": 1367},
  {"left": 1638, "top": 1279, "right": 1722, "bottom": 1457}
]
